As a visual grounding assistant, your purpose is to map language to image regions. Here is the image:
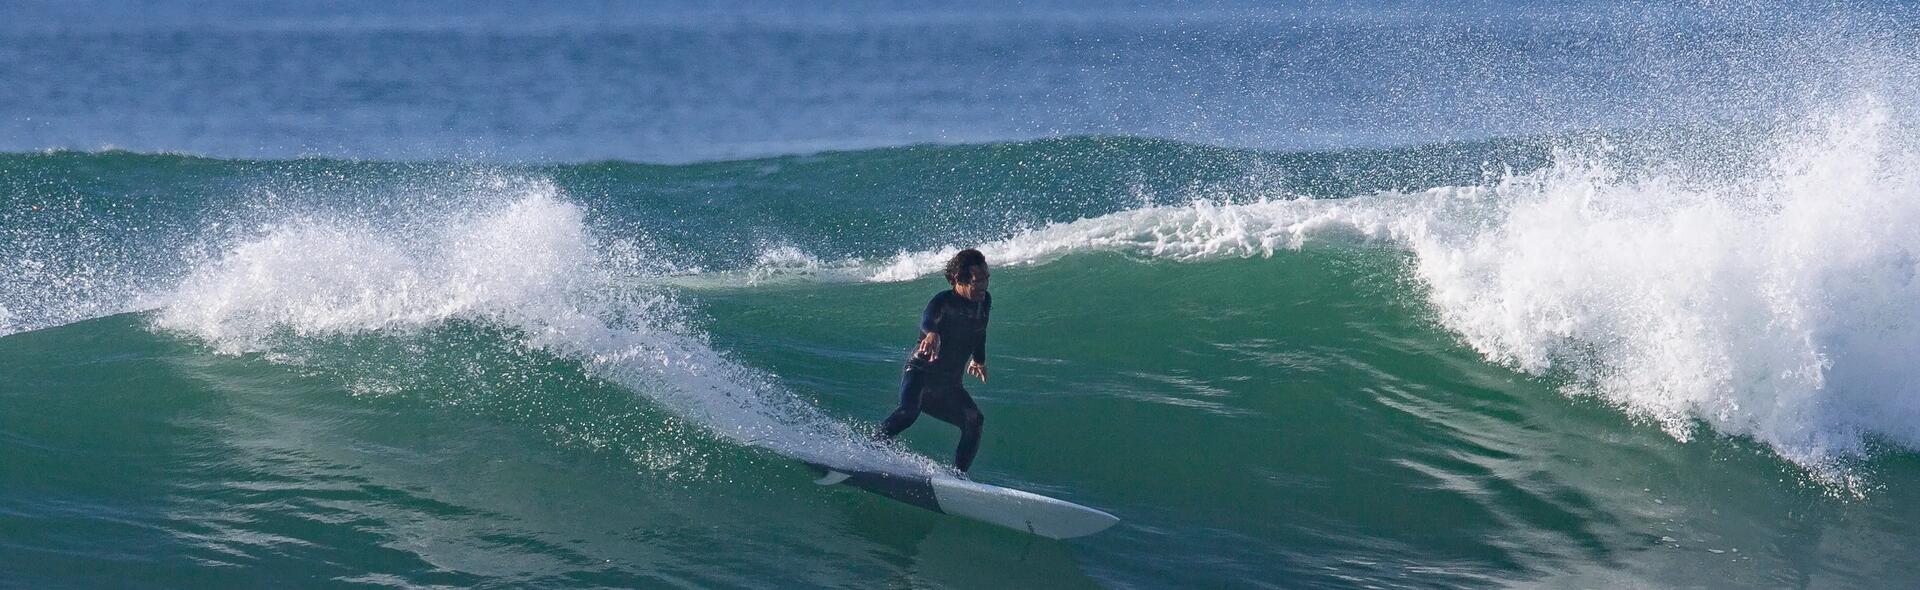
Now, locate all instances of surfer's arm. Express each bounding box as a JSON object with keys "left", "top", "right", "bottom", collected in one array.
[
  {"left": 967, "top": 293, "right": 988, "bottom": 382},
  {"left": 914, "top": 293, "right": 945, "bottom": 362},
  {"left": 919, "top": 292, "right": 944, "bottom": 334}
]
